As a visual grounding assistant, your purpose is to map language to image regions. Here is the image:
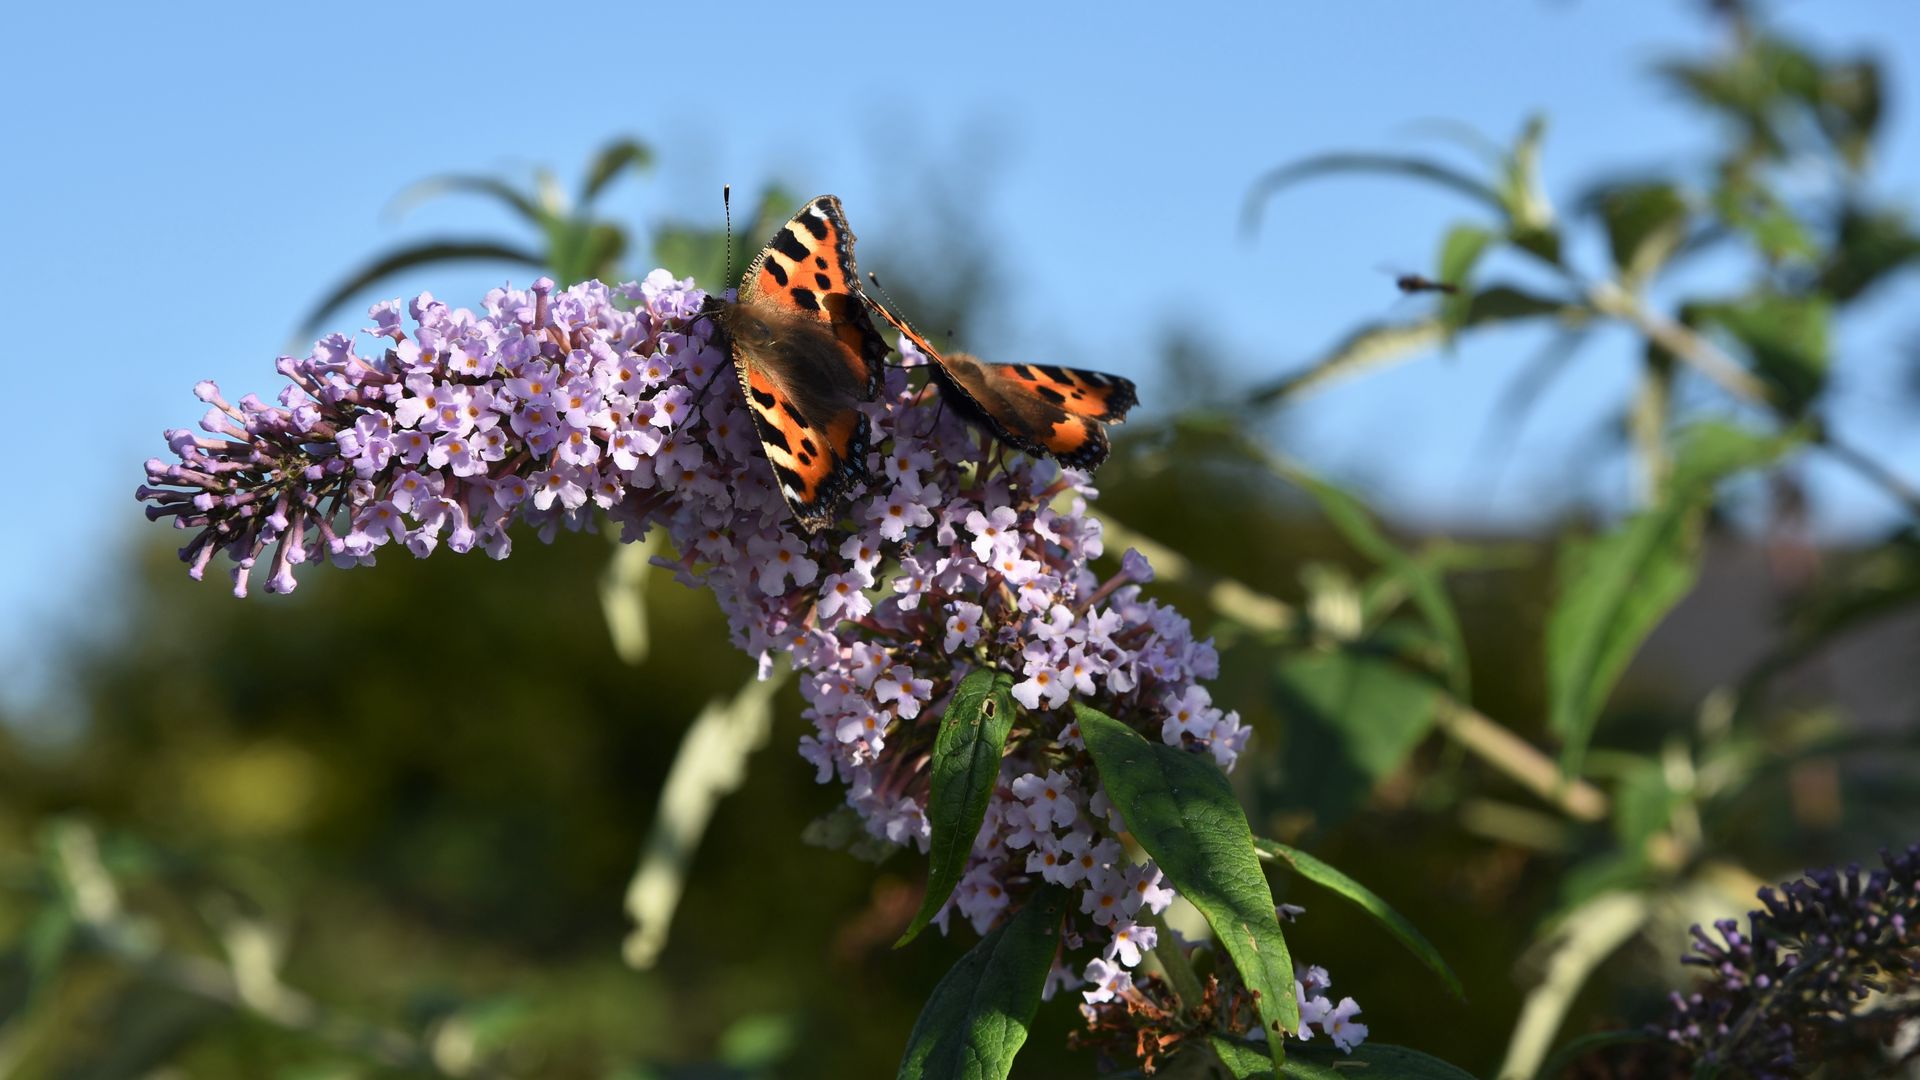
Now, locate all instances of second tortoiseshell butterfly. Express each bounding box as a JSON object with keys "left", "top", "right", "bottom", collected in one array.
[
  {"left": 704, "top": 195, "right": 890, "bottom": 531},
  {"left": 863, "top": 287, "right": 1138, "bottom": 471}
]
